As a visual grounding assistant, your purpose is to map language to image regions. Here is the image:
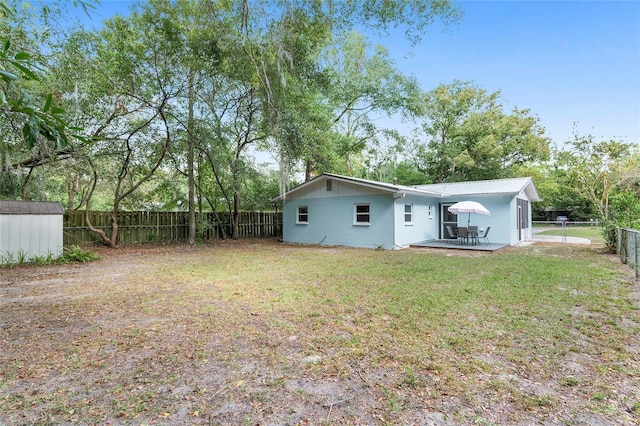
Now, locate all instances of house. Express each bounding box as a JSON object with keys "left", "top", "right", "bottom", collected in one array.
[
  {"left": 0, "top": 200, "right": 64, "bottom": 263},
  {"left": 275, "top": 173, "right": 540, "bottom": 249}
]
